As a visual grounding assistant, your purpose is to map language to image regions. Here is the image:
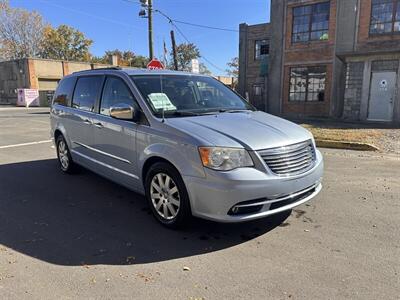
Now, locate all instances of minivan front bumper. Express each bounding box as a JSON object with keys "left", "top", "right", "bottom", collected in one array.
[{"left": 183, "top": 149, "right": 323, "bottom": 222}]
